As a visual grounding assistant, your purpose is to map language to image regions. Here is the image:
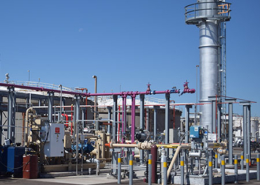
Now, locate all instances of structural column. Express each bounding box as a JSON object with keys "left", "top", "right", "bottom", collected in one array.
[
  {"left": 75, "top": 95, "right": 81, "bottom": 175},
  {"left": 165, "top": 93, "right": 170, "bottom": 159},
  {"left": 140, "top": 94, "right": 145, "bottom": 164},
  {"left": 131, "top": 94, "right": 136, "bottom": 143},
  {"left": 48, "top": 91, "right": 54, "bottom": 123},
  {"left": 247, "top": 105, "right": 251, "bottom": 161},
  {"left": 217, "top": 103, "right": 222, "bottom": 142},
  {"left": 112, "top": 95, "right": 118, "bottom": 143},
  {"left": 7, "top": 87, "right": 16, "bottom": 143},
  {"left": 153, "top": 106, "right": 159, "bottom": 140},
  {"left": 226, "top": 99, "right": 236, "bottom": 165},
  {"left": 107, "top": 106, "right": 112, "bottom": 134},
  {"left": 185, "top": 105, "right": 192, "bottom": 143}
]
